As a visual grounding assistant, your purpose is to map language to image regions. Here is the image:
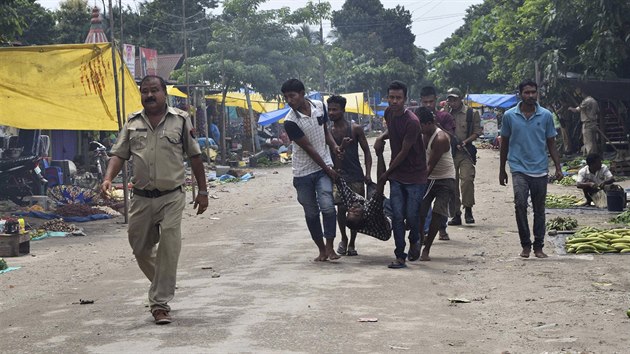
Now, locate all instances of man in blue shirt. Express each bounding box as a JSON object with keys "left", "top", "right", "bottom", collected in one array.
[{"left": 499, "top": 79, "right": 563, "bottom": 258}]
